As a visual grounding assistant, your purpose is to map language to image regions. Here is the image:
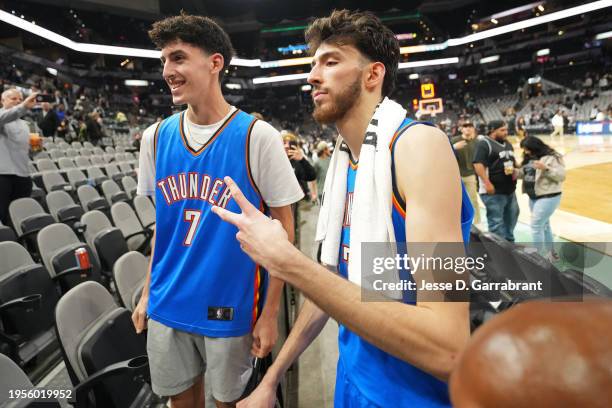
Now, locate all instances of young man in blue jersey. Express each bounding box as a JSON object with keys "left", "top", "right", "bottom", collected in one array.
[
  {"left": 213, "top": 10, "right": 472, "bottom": 408},
  {"left": 133, "top": 13, "right": 304, "bottom": 408}
]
